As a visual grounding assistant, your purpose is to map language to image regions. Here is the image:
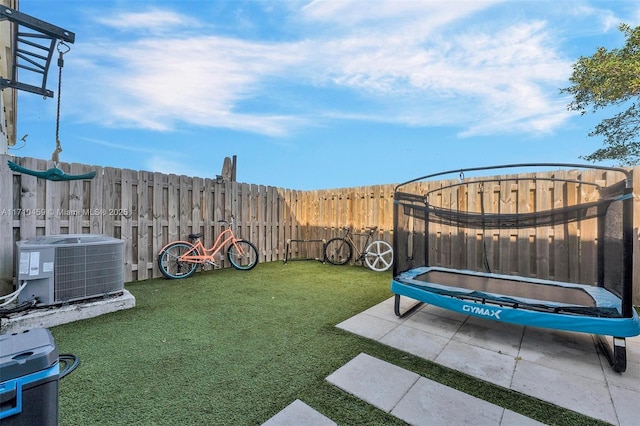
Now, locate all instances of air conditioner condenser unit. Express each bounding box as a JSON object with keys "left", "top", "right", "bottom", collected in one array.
[{"left": 16, "top": 234, "right": 124, "bottom": 306}]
